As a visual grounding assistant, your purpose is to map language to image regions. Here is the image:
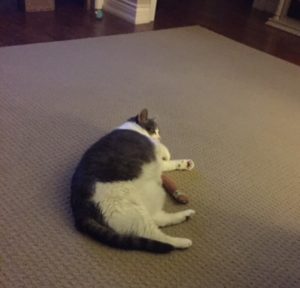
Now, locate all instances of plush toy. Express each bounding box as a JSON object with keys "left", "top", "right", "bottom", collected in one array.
[{"left": 161, "top": 174, "right": 189, "bottom": 204}]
